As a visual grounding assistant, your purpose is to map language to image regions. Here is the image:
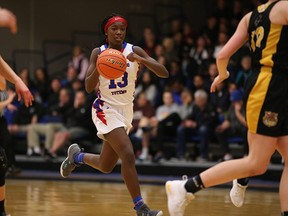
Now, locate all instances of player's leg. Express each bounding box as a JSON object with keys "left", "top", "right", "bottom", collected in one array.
[
  {"left": 166, "top": 132, "right": 277, "bottom": 216},
  {"left": 276, "top": 136, "right": 288, "bottom": 215},
  {"left": 60, "top": 139, "right": 119, "bottom": 178},
  {"left": 104, "top": 127, "right": 162, "bottom": 216},
  {"left": 82, "top": 140, "right": 119, "bottom": 173}
]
